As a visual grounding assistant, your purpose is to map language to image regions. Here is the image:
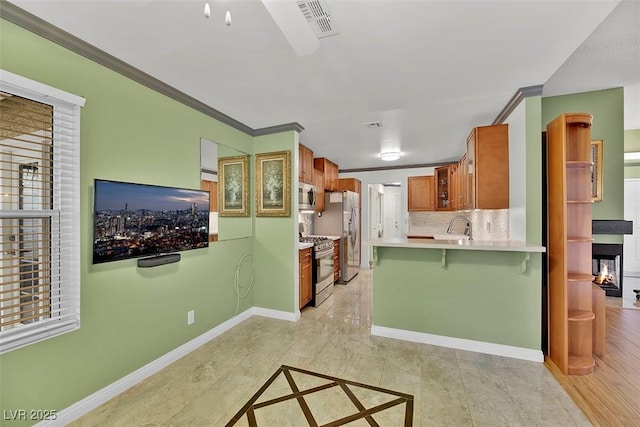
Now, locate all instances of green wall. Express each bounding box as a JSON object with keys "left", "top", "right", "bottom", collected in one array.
[
  {"left": 526, "top": 96, "right": 543, "bottom": 244},
  {"left": 542, "top": 88, "right": 624, "bottom": 244},
  {"left": 0, "top": 19, "right": 294, "bottom": 425},
  {"left": 624, "top": 129, "right": 640, "bottom": 179},
  {"left": 373, "top": 248, "right": 542, "bottom": 349},
  {"left": 625, "top": 129, "right": 640, "bottom": 151},
  {"left": 625, "top": 165, "right": 640, "bottom": 179},
  {"left": 253, "top": 133, "right": 298, "bottom": 313}
]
